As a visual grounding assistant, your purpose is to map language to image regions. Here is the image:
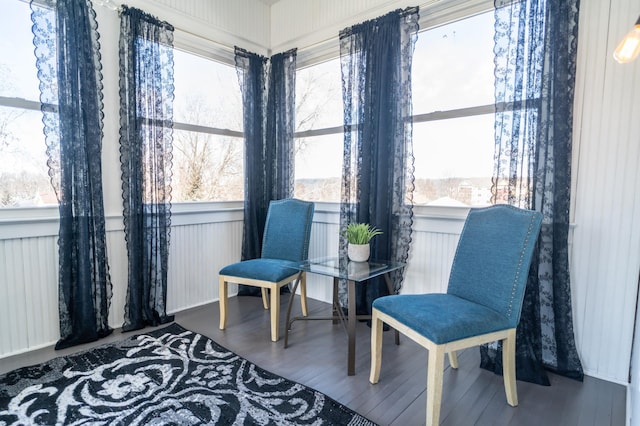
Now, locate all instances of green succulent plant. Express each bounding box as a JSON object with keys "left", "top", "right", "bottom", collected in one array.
[{"left": 342, "top": 223, "right": 383, "bottom": 245}]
